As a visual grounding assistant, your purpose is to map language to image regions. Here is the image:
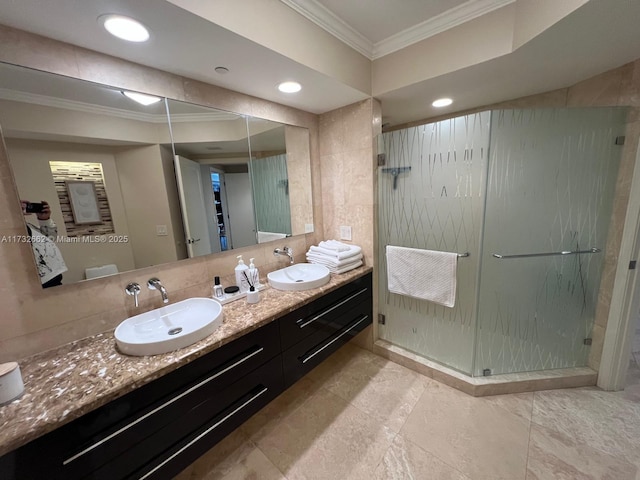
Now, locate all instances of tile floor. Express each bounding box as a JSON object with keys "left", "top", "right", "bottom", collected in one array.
[{"left": 175, "top": 342, "right": 640, "bottom": 480}]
